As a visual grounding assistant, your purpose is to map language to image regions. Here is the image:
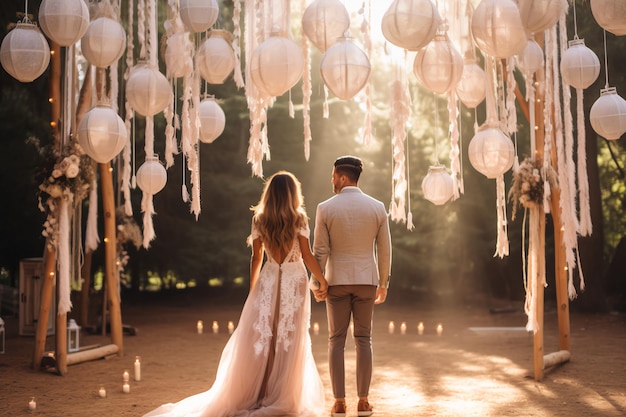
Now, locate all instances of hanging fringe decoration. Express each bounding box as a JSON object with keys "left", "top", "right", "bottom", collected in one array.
[
  {"left": 58, "top": 198, "right": 72, "bottom": 314},
  {"left": 232, "top": 0, "right": 245, "bottom": 89},
  {"left": 358, "top": 1, "right": 373, "bottom": 145},
  {"left": 494, "top": 174, "right": 509, "bottom": 258},
  {"left": 524, "top": 204, "right": 545, "bottom": 333},
  {"left": 447, "top": 91, "right": 461, "bottom": 199},
  {"left": 85, "top": 178, "right": 100, "bottom": 252},
  {"left": 122, "top": 0, "right": 135, "bottom": 216},
  {"left": 141, "top": 191, "right": 156, "bottom": 249},
  {"left": 301, "top": 0, "right": 312, "bottom": 161},
  {"left": 505, "top": 57, "right": 518, "bottom": 136},
  {"left": 576, "top": 86, "right": 592, "bottom": 236},
  {"left": 389, "top": 53, "right": 410, "bottom": 223}
]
